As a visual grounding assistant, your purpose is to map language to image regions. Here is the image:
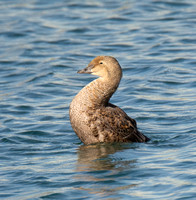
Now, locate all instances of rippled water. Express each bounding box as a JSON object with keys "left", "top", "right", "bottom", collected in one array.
[{"left": 0, "top": 0, "right": 196, "bottom": 199}]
